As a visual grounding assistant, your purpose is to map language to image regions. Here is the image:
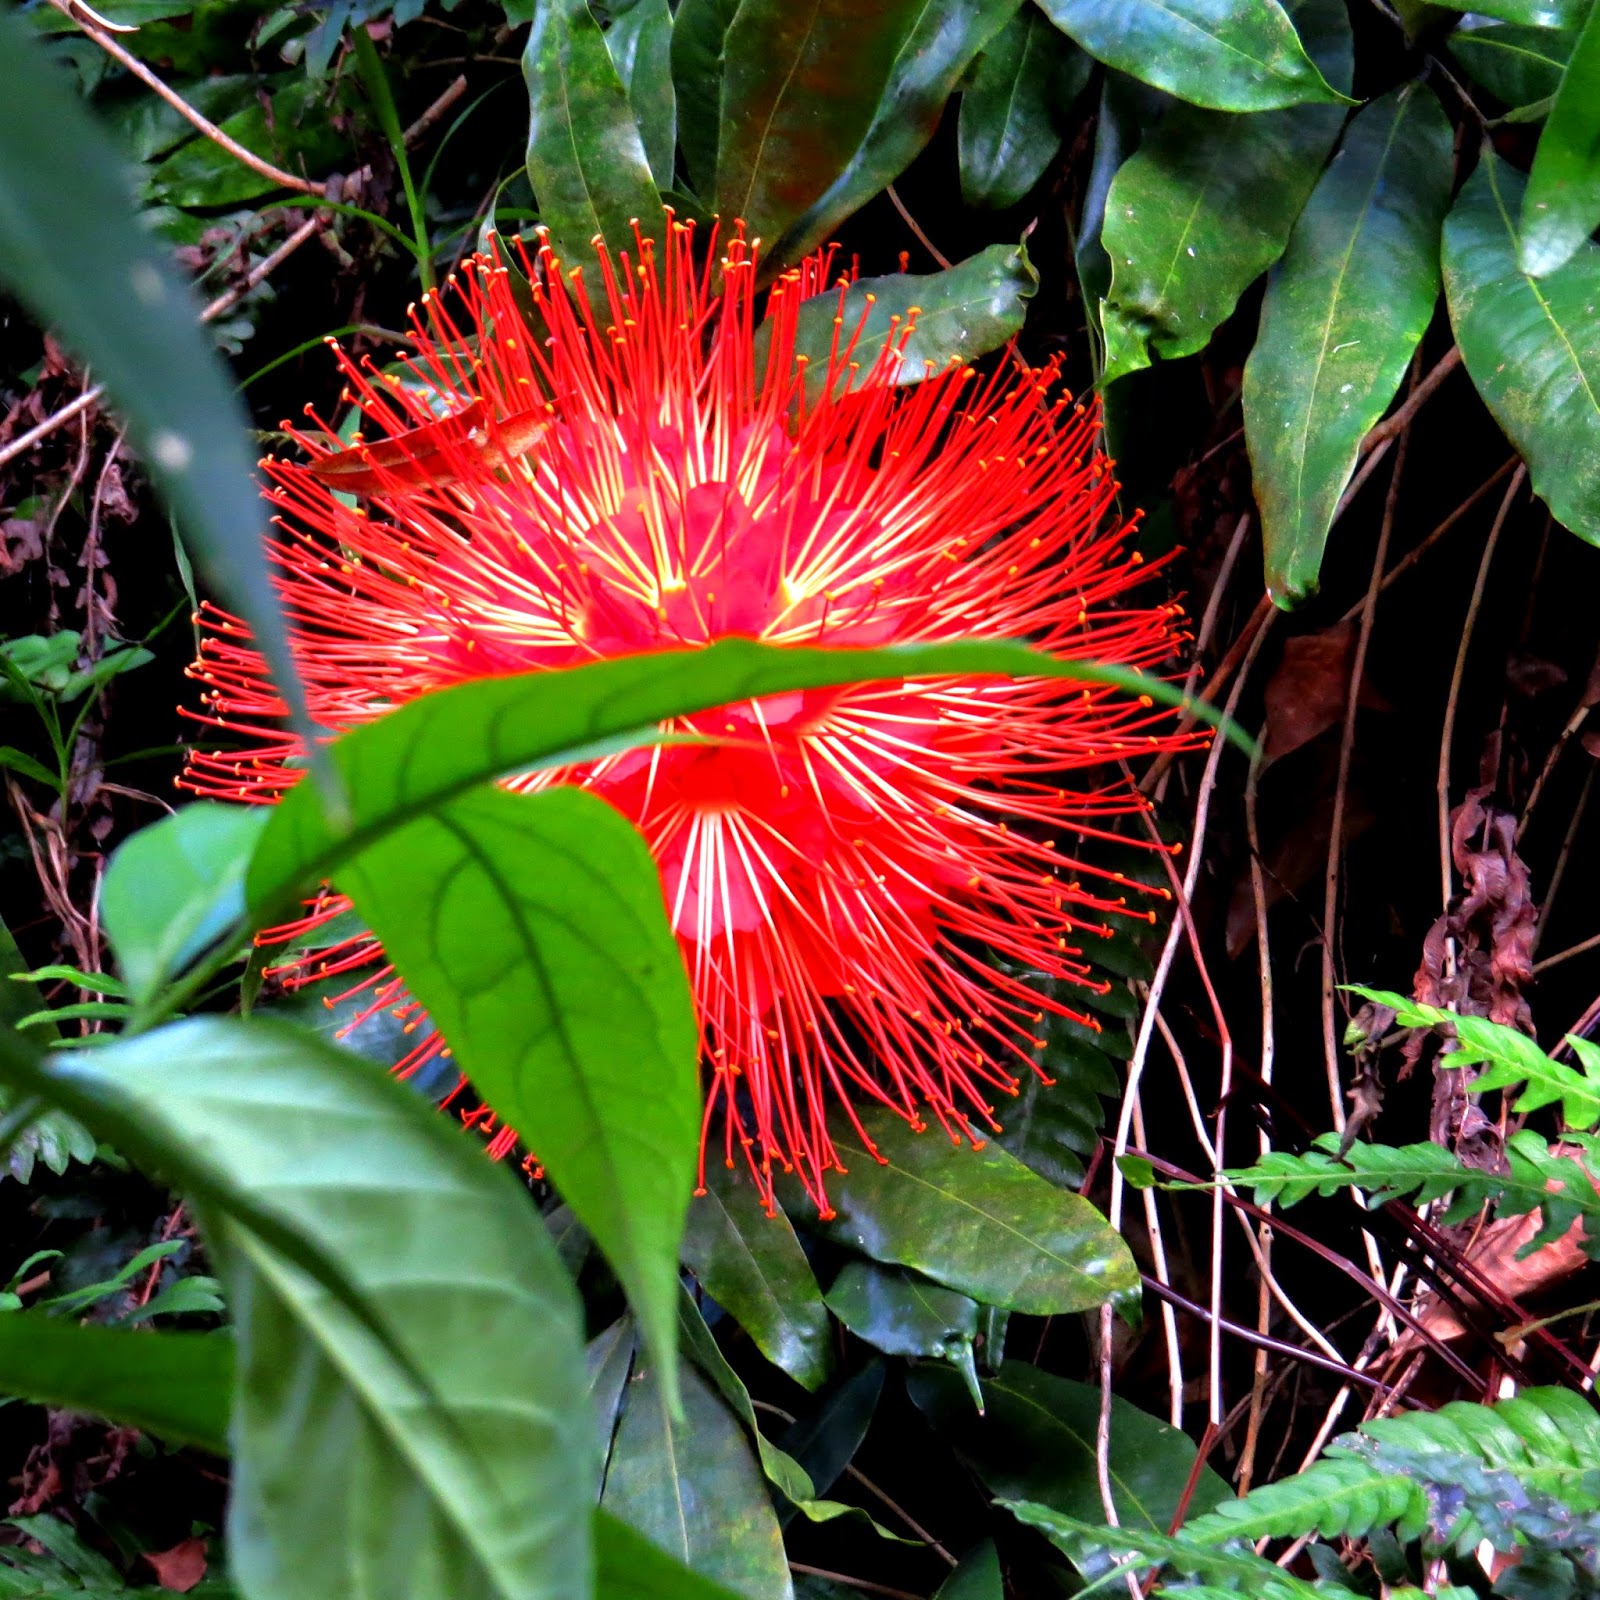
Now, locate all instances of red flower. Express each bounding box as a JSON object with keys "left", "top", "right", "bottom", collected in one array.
[{"left": 184, "top": 223, "right": 1192, "bottom": 1213}]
